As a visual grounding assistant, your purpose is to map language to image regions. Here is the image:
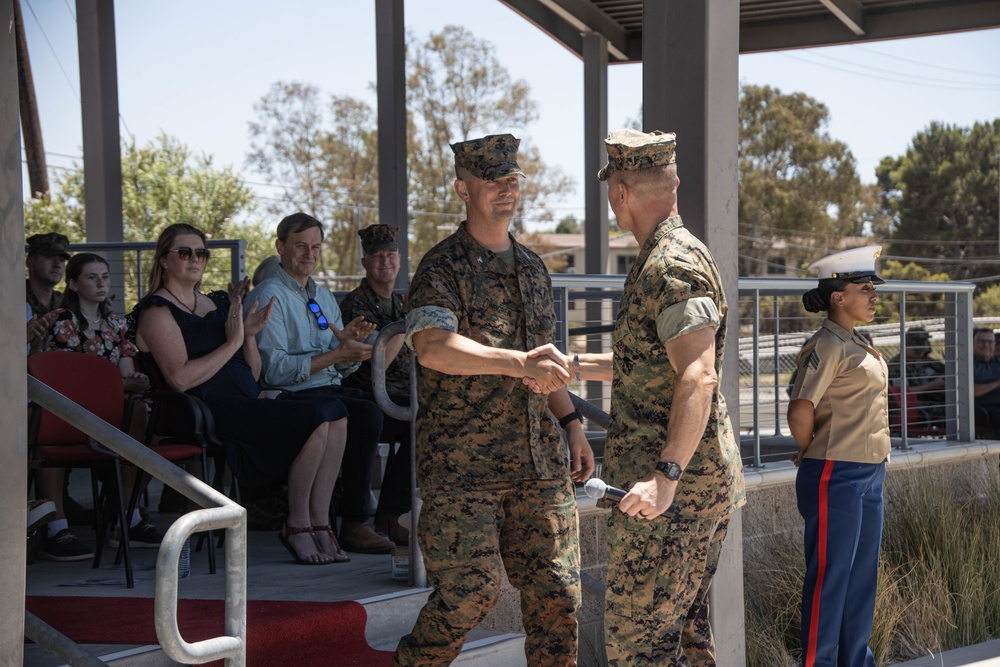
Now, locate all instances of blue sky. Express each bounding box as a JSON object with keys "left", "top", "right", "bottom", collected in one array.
[{"left": 19, "top": 0, "right": 1000, "bottom": 227}]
